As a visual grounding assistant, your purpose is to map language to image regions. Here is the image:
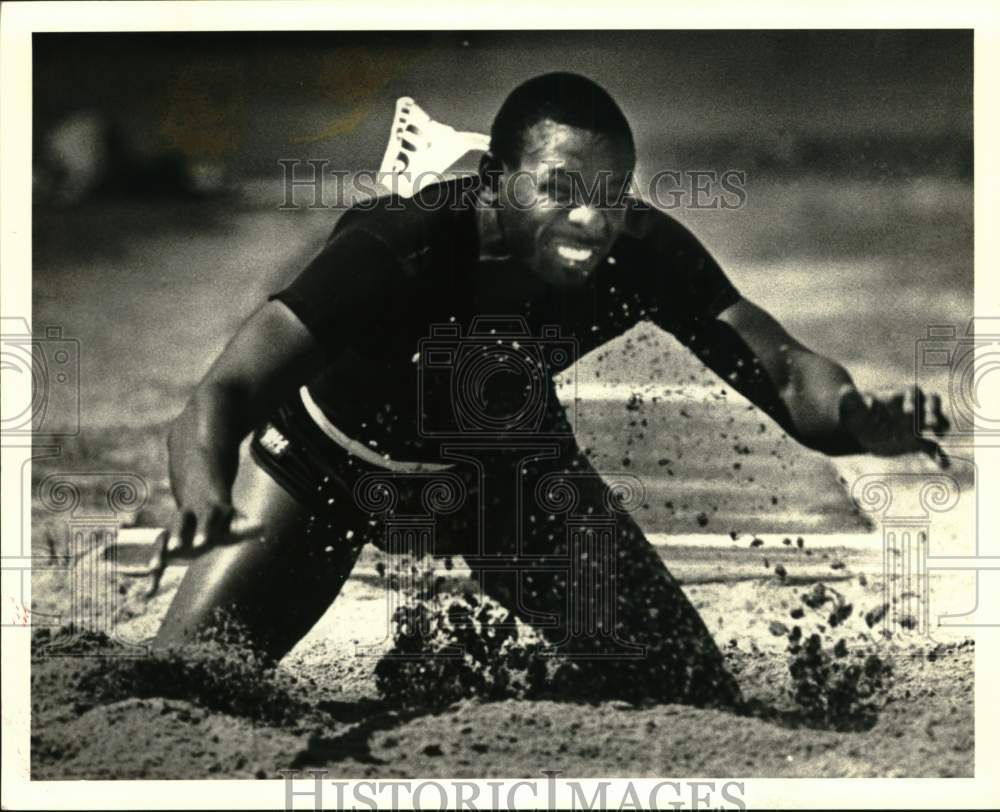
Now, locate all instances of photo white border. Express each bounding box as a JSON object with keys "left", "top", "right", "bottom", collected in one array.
[{"left": 2, "top": 1, "right": 998, "bottom": 808}]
